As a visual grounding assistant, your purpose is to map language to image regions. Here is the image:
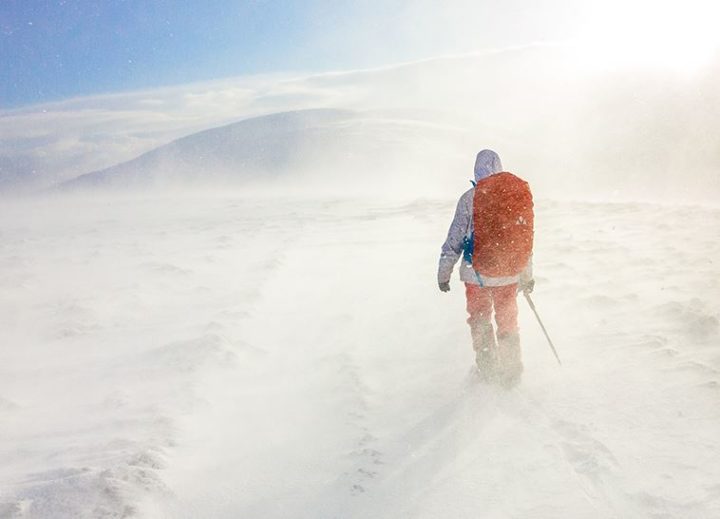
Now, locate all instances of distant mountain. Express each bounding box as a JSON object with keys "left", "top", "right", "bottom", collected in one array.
[
  {"left": 6, "top": 45, "right": 718, "bottom": 199},
  {"left": 57, "top": 109, "right": 469, "bottom": 192},
  {"left": 0, "top": 153, "right": 60, "bottom": 195}
]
